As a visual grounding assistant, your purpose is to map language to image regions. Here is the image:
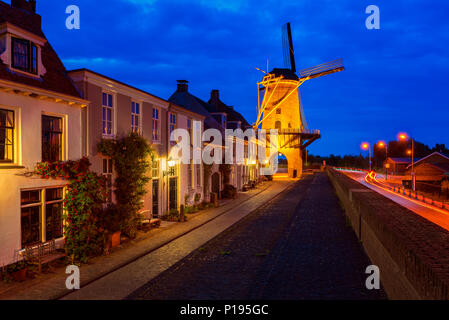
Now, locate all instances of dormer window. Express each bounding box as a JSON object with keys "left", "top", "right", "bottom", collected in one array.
[{"left": 12, "top": 37, "right": 38, "bottom": 74}]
